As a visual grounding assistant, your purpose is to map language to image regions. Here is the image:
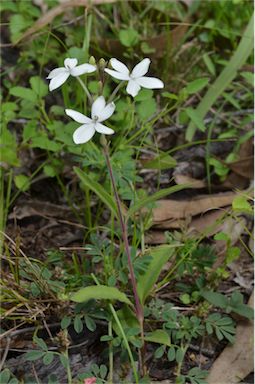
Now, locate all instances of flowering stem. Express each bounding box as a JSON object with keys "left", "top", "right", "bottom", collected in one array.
[
  {"left": 76, "top": 76, "right": 93, "bottom": 104},
  {"left": 102, "top": 140, "right": 145, "bottom": 374},
  {"left": 102, "top": 142, "right": 143, "bottom": 321},
  {"left": 108, "top": 81, "right": 125, "bottom": 103}
]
